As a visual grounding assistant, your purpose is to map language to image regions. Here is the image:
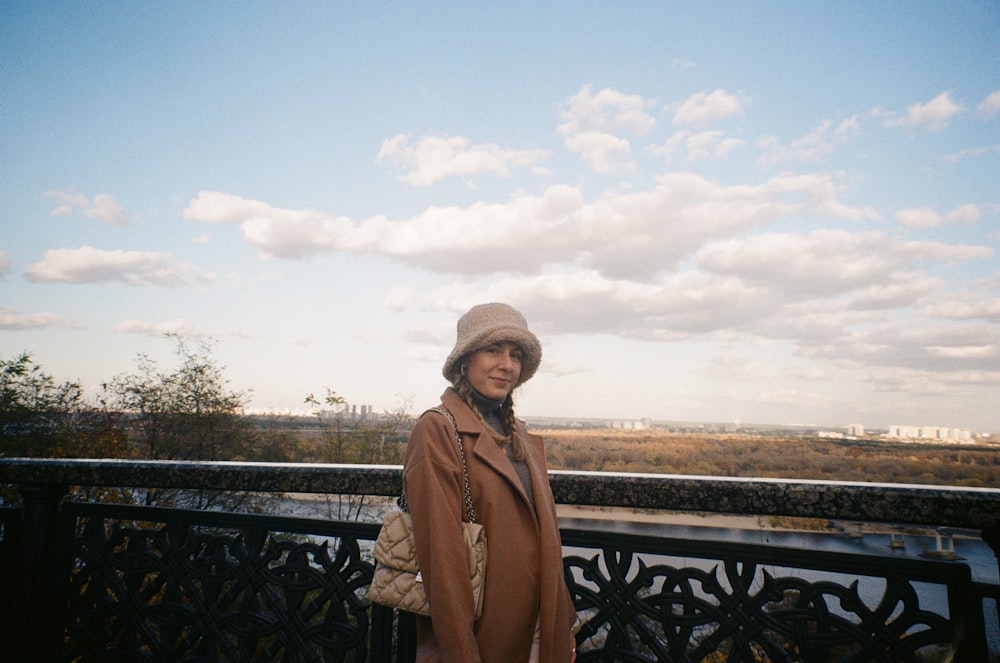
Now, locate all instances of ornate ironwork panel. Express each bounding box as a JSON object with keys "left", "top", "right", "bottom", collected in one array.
[
  {"left": 562, "top": 526, "right": 985, "bottom": 662},
  {"left": 0, "top": 504, "right": 20, "bottom": 653},
  {"left": 58, "top": 502, "right": 381, "bottom": 662},
  {"left": 2, "top": 462, "right": 997, "bottom": 662}
]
